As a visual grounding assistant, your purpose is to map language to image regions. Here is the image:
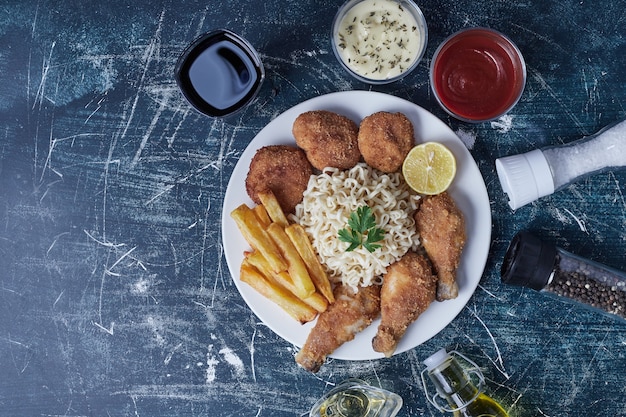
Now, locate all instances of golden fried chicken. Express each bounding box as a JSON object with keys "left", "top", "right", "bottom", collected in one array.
[
  {"left": 413, "top": 192, "right": 466, "bottom": 301},
  {"left": 292, "top": 110, "right": 361, "bottom": 171},
  {"left": 357, "top": 111, "right": 415, "bottom": 173},
  {"left": 372, "top": 252, "right": 437, "bottom": 357},
  {"left": 245, "top": 145, "right": 313, "bottom": 214},
  {"left": 295, "top": 284, "right": 381, "bottom": 373}
]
